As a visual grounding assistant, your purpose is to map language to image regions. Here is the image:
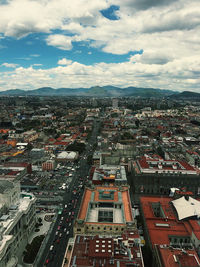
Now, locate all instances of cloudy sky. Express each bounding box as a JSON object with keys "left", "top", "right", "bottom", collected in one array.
[{"left": 0, "top": 0, "right": 199, "bottom": 92}]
